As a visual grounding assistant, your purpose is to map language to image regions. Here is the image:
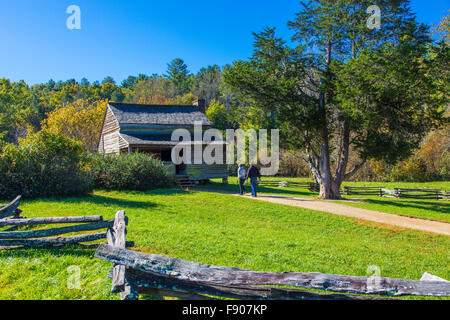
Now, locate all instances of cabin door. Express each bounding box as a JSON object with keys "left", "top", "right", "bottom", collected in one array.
[
  {"left": 176, "top": 164, "right": 187, "bottom": 176},
  {"left": 174, "top": 148, "right": 187, "bottom": 176}
]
